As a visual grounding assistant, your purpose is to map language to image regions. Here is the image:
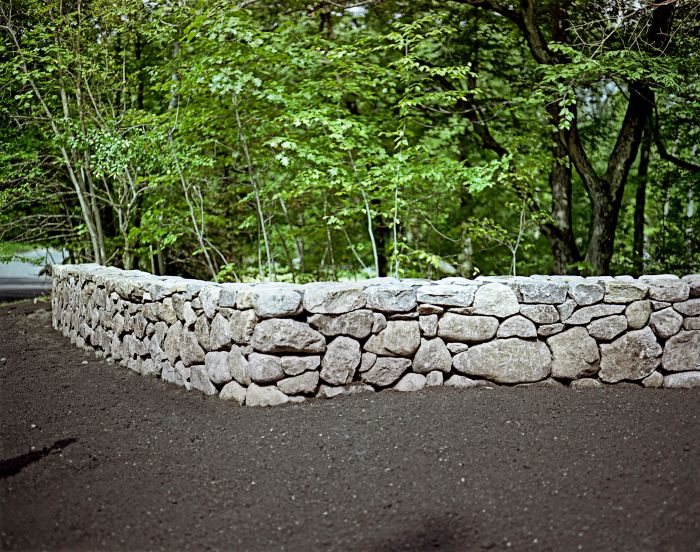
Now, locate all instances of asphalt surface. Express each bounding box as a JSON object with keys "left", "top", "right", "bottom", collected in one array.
[
  {"left": 1, "top": 300, "right": 699, "bottom": 551},
  {"left": 0, "top": 277, "right": 52, "bottom": 301}
]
